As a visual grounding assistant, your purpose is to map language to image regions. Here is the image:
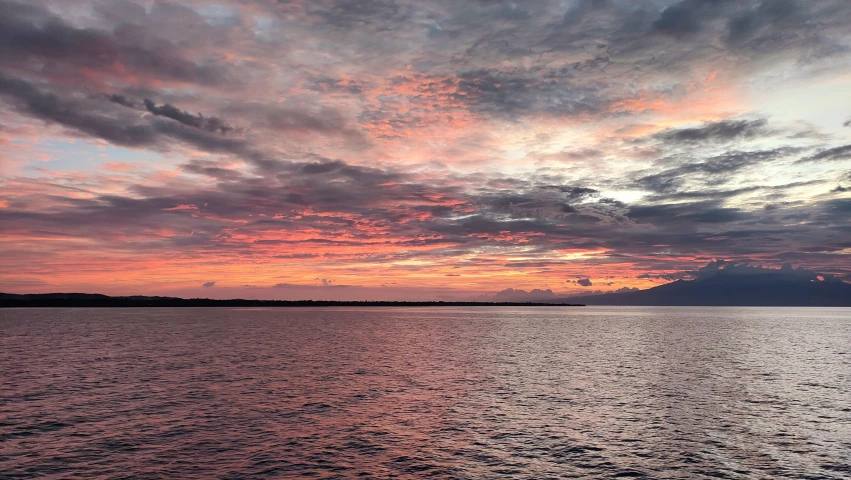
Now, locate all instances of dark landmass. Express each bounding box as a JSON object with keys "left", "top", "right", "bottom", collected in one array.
[
  {"left": 570, "top": 263, "right": 851, "bottom": 306},
  {"left": 0, "top": 293, "right": 584, "bottom": 308}
]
